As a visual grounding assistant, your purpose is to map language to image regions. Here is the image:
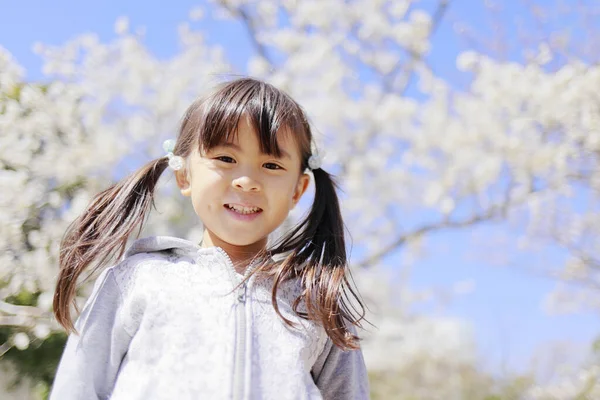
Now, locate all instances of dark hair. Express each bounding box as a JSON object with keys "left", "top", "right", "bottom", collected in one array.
[{"left": 54, "top": 77, "right": 366, "bottom": 350}]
